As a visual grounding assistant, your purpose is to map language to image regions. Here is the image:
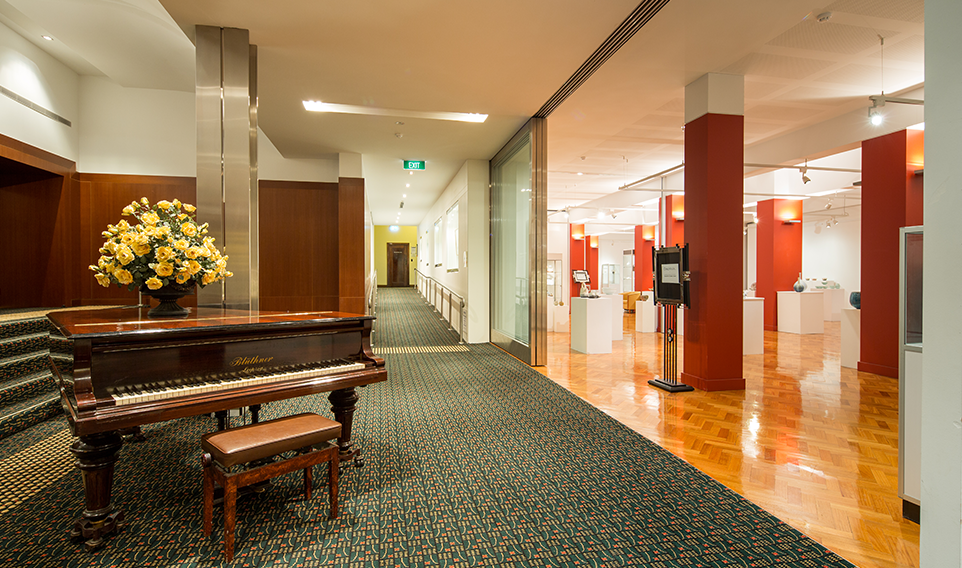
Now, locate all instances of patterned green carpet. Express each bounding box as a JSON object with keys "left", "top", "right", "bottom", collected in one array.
[{"left": 0, "top": 288, "right": 855, "bottom": 567}]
